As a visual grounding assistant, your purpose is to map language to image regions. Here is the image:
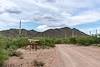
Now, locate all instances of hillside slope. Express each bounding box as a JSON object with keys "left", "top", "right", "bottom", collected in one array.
[{"left": 0, "top": 27, "right": 87, "bottom": 38}]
